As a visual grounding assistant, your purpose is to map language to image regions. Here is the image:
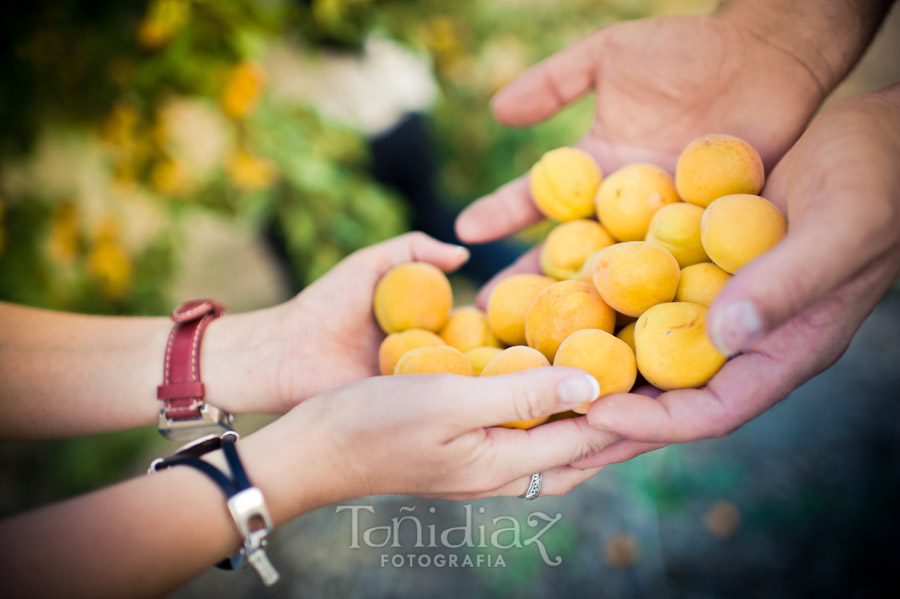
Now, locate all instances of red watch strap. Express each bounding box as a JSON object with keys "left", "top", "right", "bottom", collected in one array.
[{"left": 157, "top": 299, "right": 225, "bottom": 421}]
